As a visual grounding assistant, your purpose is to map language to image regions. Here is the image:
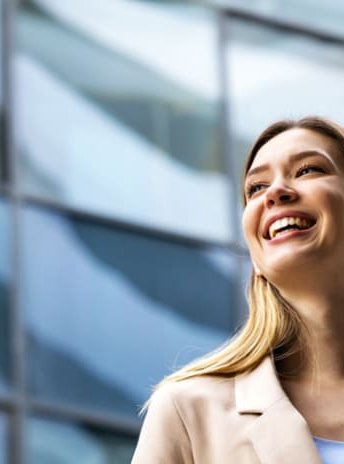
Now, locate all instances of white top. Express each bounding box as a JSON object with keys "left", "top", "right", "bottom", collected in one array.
[{"left": 313, "top": 436, "right": 344, "bottom": 464}]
